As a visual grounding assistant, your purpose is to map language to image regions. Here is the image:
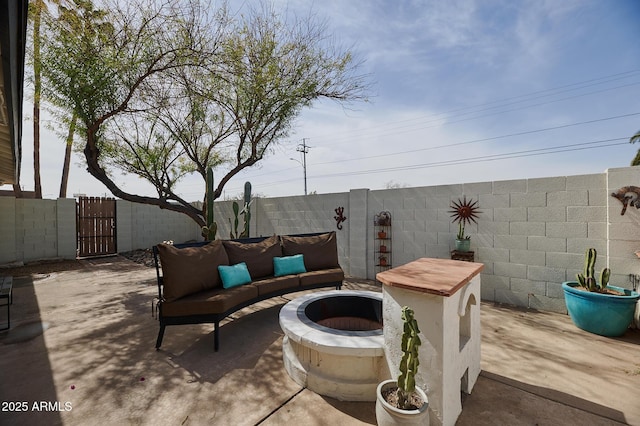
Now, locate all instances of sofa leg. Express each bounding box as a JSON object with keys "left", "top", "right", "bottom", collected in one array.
[
  {"left": 214, "top": 321, "right": 220, "bottom": 352},
  {"left": 156, "top": 325, "right": 166, "bottom": 350}
]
